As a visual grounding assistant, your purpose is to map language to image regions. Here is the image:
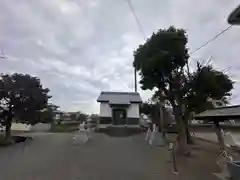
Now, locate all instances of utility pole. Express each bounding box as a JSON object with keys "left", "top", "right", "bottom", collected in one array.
[
  {"left": 0, "top": 46, "right": 6, "bottom": 59},
  {"left": 126, "top": 0, "right": 144, "bottom": 93},
  {"left": 134, "top": 68, "right": 137, "bottom": 92}
]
